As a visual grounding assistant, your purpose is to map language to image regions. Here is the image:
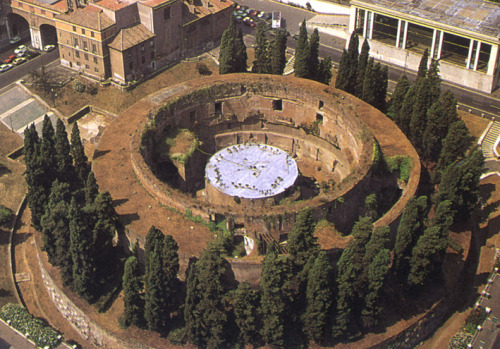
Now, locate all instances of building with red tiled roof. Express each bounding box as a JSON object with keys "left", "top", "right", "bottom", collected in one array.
[{"left": 4, "top": 0, "right": 232, "bottom": 83}]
